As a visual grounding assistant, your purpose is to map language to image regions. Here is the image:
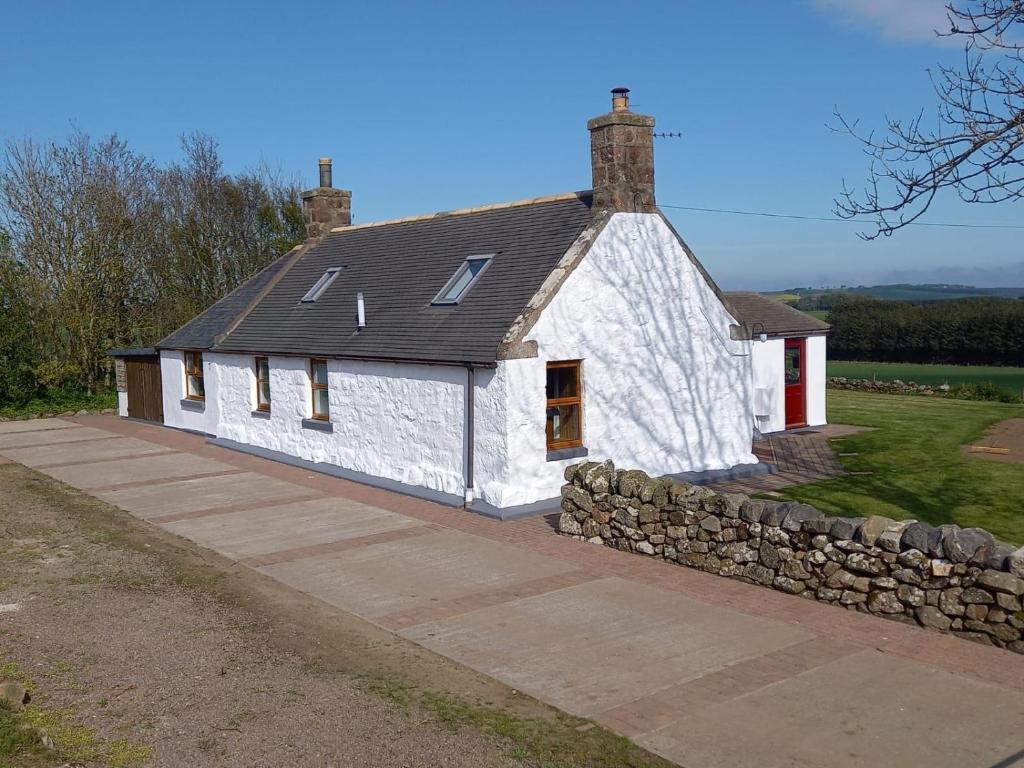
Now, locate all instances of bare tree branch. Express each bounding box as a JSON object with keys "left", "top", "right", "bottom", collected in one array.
[{"left": 834, "top": 0, "right": 1024, "bottom": 238}]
